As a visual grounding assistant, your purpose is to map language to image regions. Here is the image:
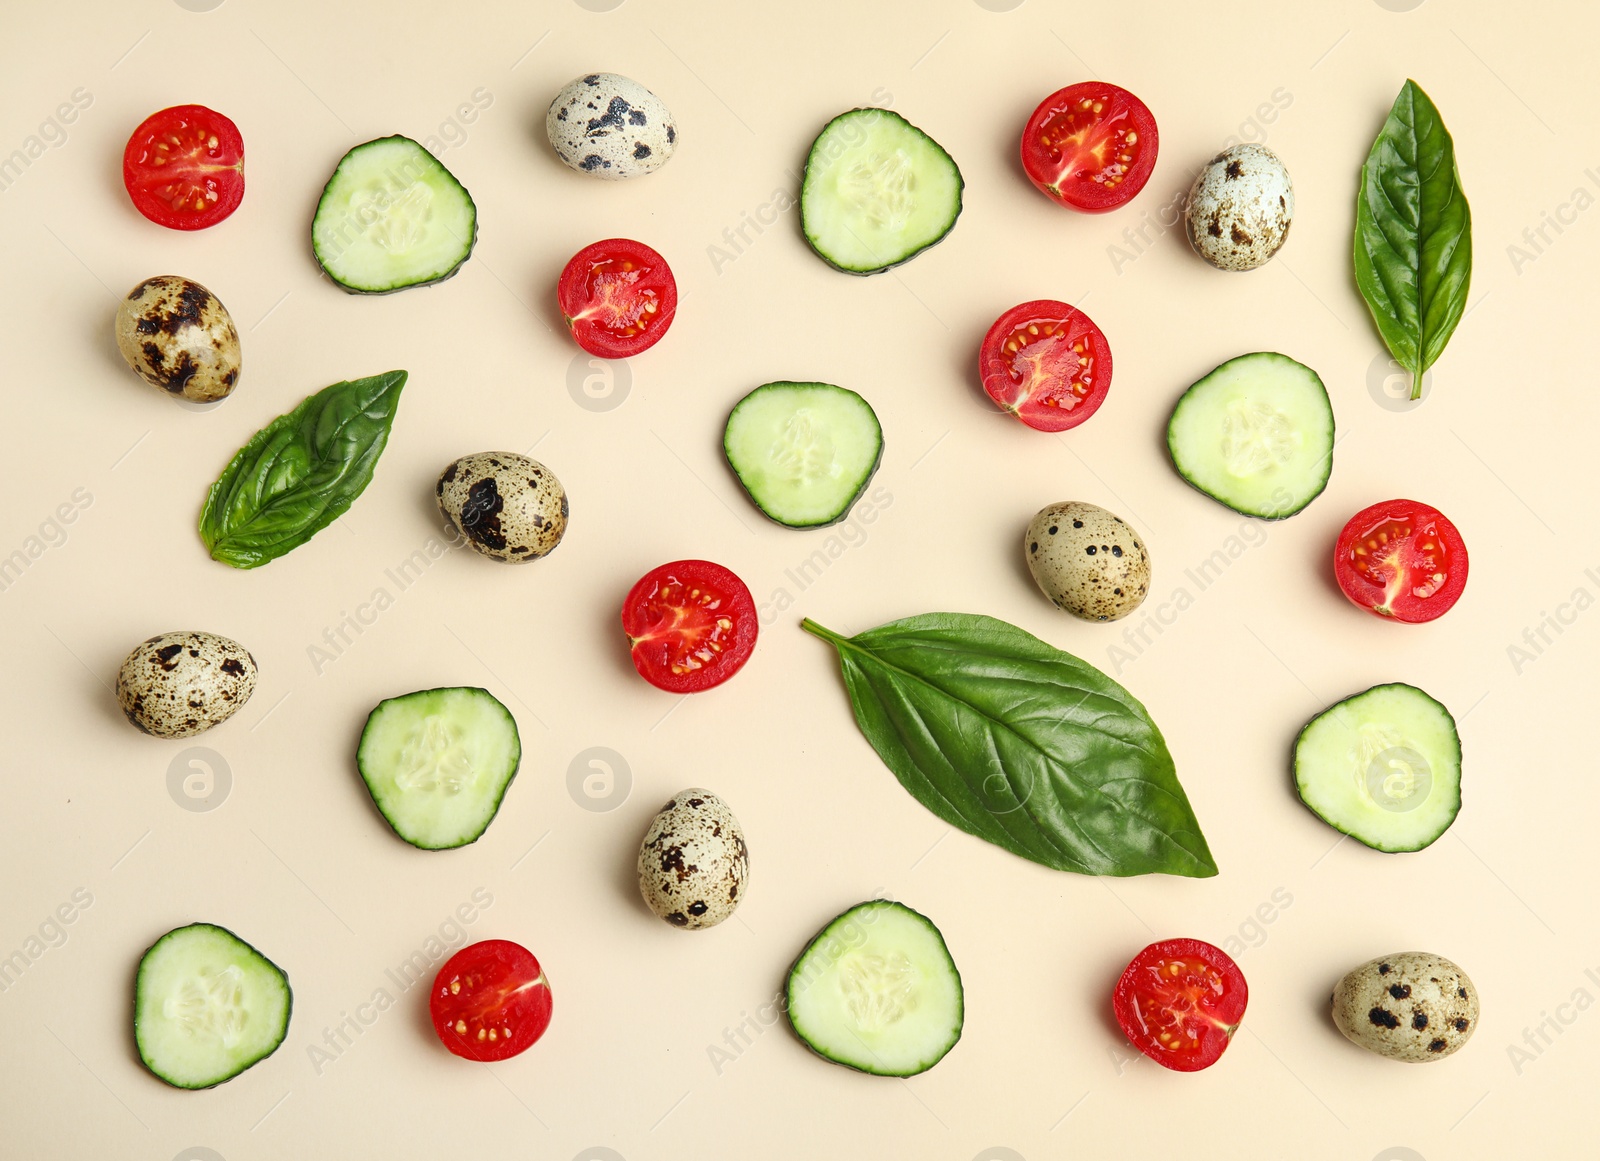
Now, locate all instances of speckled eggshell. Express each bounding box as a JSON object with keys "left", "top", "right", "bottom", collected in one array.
[
  {"left": 113, "top": 276, "right": 241, "bottom": 402},
  {"left": 1332, "top": 951, "right": 1479, "bottom": 1063},
  {"left": 1184, "top": 144, "right": 1295, "bottom": 271},
  {"left": 637, "top": 788, "right": 748, "bottom": 930},
  {"left": 437, "top": 452, "right": 568, "bottom": 563},
  {"left": 546, "top": 73, "right": 677, "bottom": 180},
  {"left": 1025, "top": 502, "right": 1151, "bottom": 622},
  {"left": 116, "top": 631, "right": 257, "bottom": 738}
]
